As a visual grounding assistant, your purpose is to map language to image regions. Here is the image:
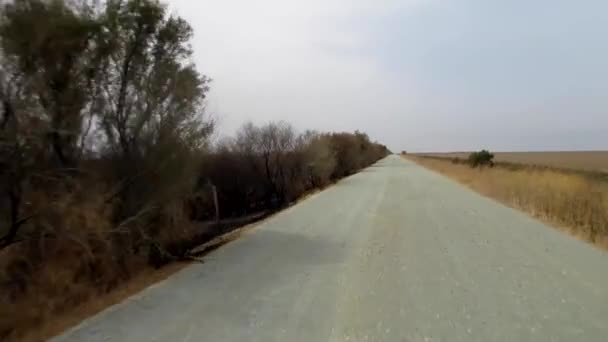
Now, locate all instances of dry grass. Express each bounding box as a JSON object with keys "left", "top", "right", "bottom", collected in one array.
[
  {"left": 408, "top": 156, "right": 608, "bottom": 249},
  {"left": 0, "top": 188, "right": 304, "bottom": 341},
  {"left": 15, "top": 260, "right": 190, "bottom": 342},
  {"left": 421, "top": 151, "right": 608, "bottom": 173},
  {"left": 0, "top": 184, "right": 210, "bottom": 342}
]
